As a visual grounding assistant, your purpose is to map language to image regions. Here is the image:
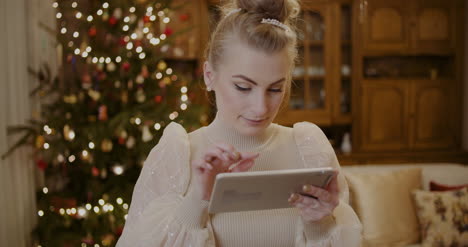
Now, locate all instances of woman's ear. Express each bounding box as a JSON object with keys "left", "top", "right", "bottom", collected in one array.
[{"left": 203, "top": 61, "right": 214, "bottom": 91}]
